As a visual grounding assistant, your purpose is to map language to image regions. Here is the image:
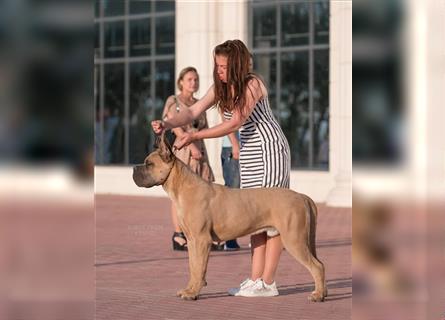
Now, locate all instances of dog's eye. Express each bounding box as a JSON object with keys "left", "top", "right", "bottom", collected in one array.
[{"left": 145, "top": 162, "right": 153, "bottom": 167}]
